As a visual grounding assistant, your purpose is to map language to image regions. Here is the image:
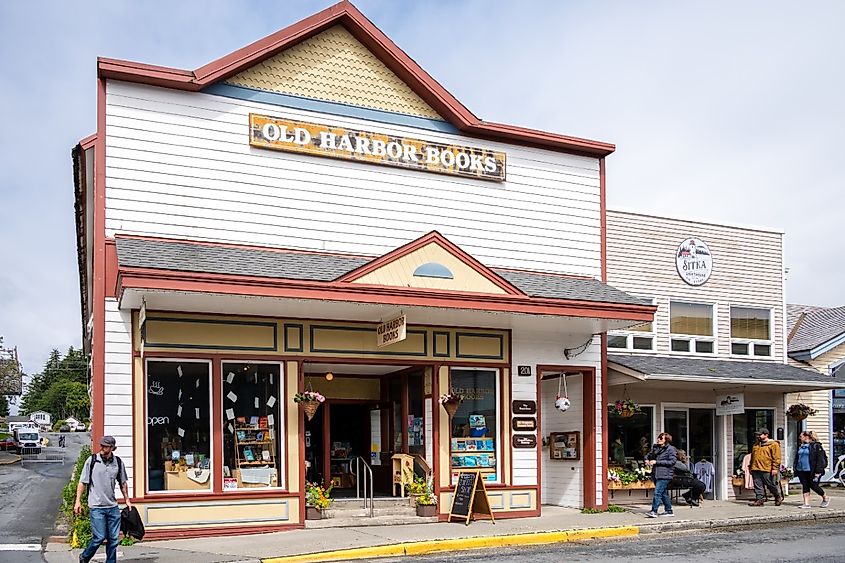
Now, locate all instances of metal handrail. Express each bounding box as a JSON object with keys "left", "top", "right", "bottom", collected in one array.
[{"left": 353, "top": 456, "right": 374, "bottom": 517}]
